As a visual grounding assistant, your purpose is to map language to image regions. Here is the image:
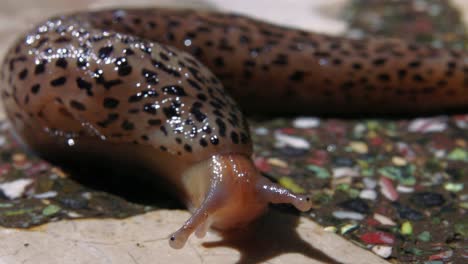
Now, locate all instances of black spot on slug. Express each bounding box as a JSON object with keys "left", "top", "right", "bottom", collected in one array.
[
  {"left": 210, "top": 135, "right": 219, "bottom": 145},
  {"left": 70, "top": 100, "right": 86, "bottom": 111},
  {"left": 143, "top": 103, "right": 158, "bottom": 115},
  {"left": 121, "top": 120, "right": 135, "bottom": 130},
  {"left": 56, "top": 58, "right": 68, "bottom": 69},
  {"left": 148, "top": 119, "right": 161, "bottom": 126},
  {"left": 289, "top": 71, "right": 305, "bottom": 82},
  {"left": 184, "top": 144, "right": 192, "bottom": 152},
  {"left": 18, "top": 69, "right": 28, "bottom": 80},
  {"left": 142, "top": 69, "right": 158, "bottom": 84},
  {"left": 215, "top": 118, "right": 226, "bottom": 137},
  {"left": 103, "top": 97, "right": 120, "bottom": 109},
  {"left": 162, "top": 85, "right": 187, "bottom": 96},
  {"left": 199, "top": 138, "right": 208, "bottom": 147},
  {"left": 98, "top": 46, "right": 114, "bottom": 59},
  {"left": 50, "top": 76, "right": 67, "bottom": 86},
  {"left": 31, "top": 84, "right": 40, "bottom": 94},
  {"left": 34, "top": 61, "right": 46, "bottom": 75},
  {"left": 230, "top": 131, "right": 239, "bottom": 144}
]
